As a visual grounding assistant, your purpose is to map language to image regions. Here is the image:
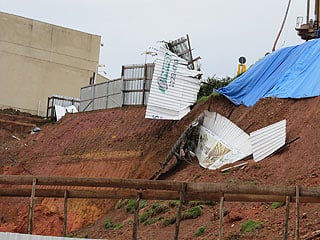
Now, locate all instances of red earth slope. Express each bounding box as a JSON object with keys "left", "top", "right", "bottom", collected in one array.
[
  {"left": 0, "top": 95, "right": 320, "bottom": 239},
  {"left": 74, "top": 96, "right": 320, "bottom": 240}
]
